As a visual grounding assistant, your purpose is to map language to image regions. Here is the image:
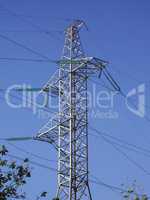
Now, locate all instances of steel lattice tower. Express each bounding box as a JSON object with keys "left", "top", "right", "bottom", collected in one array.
[{"left": 36, "top": 20, "right": 110, "bottom": 200}]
